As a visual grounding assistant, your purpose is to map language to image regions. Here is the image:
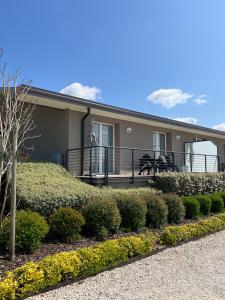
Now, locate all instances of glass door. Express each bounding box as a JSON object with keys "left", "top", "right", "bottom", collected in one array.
[
  {"left": 153, "top": 132, "right": 166, "bottom": 158},
  {"left": 92, "top": 122, "right": 114, "bottom": 174}
]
